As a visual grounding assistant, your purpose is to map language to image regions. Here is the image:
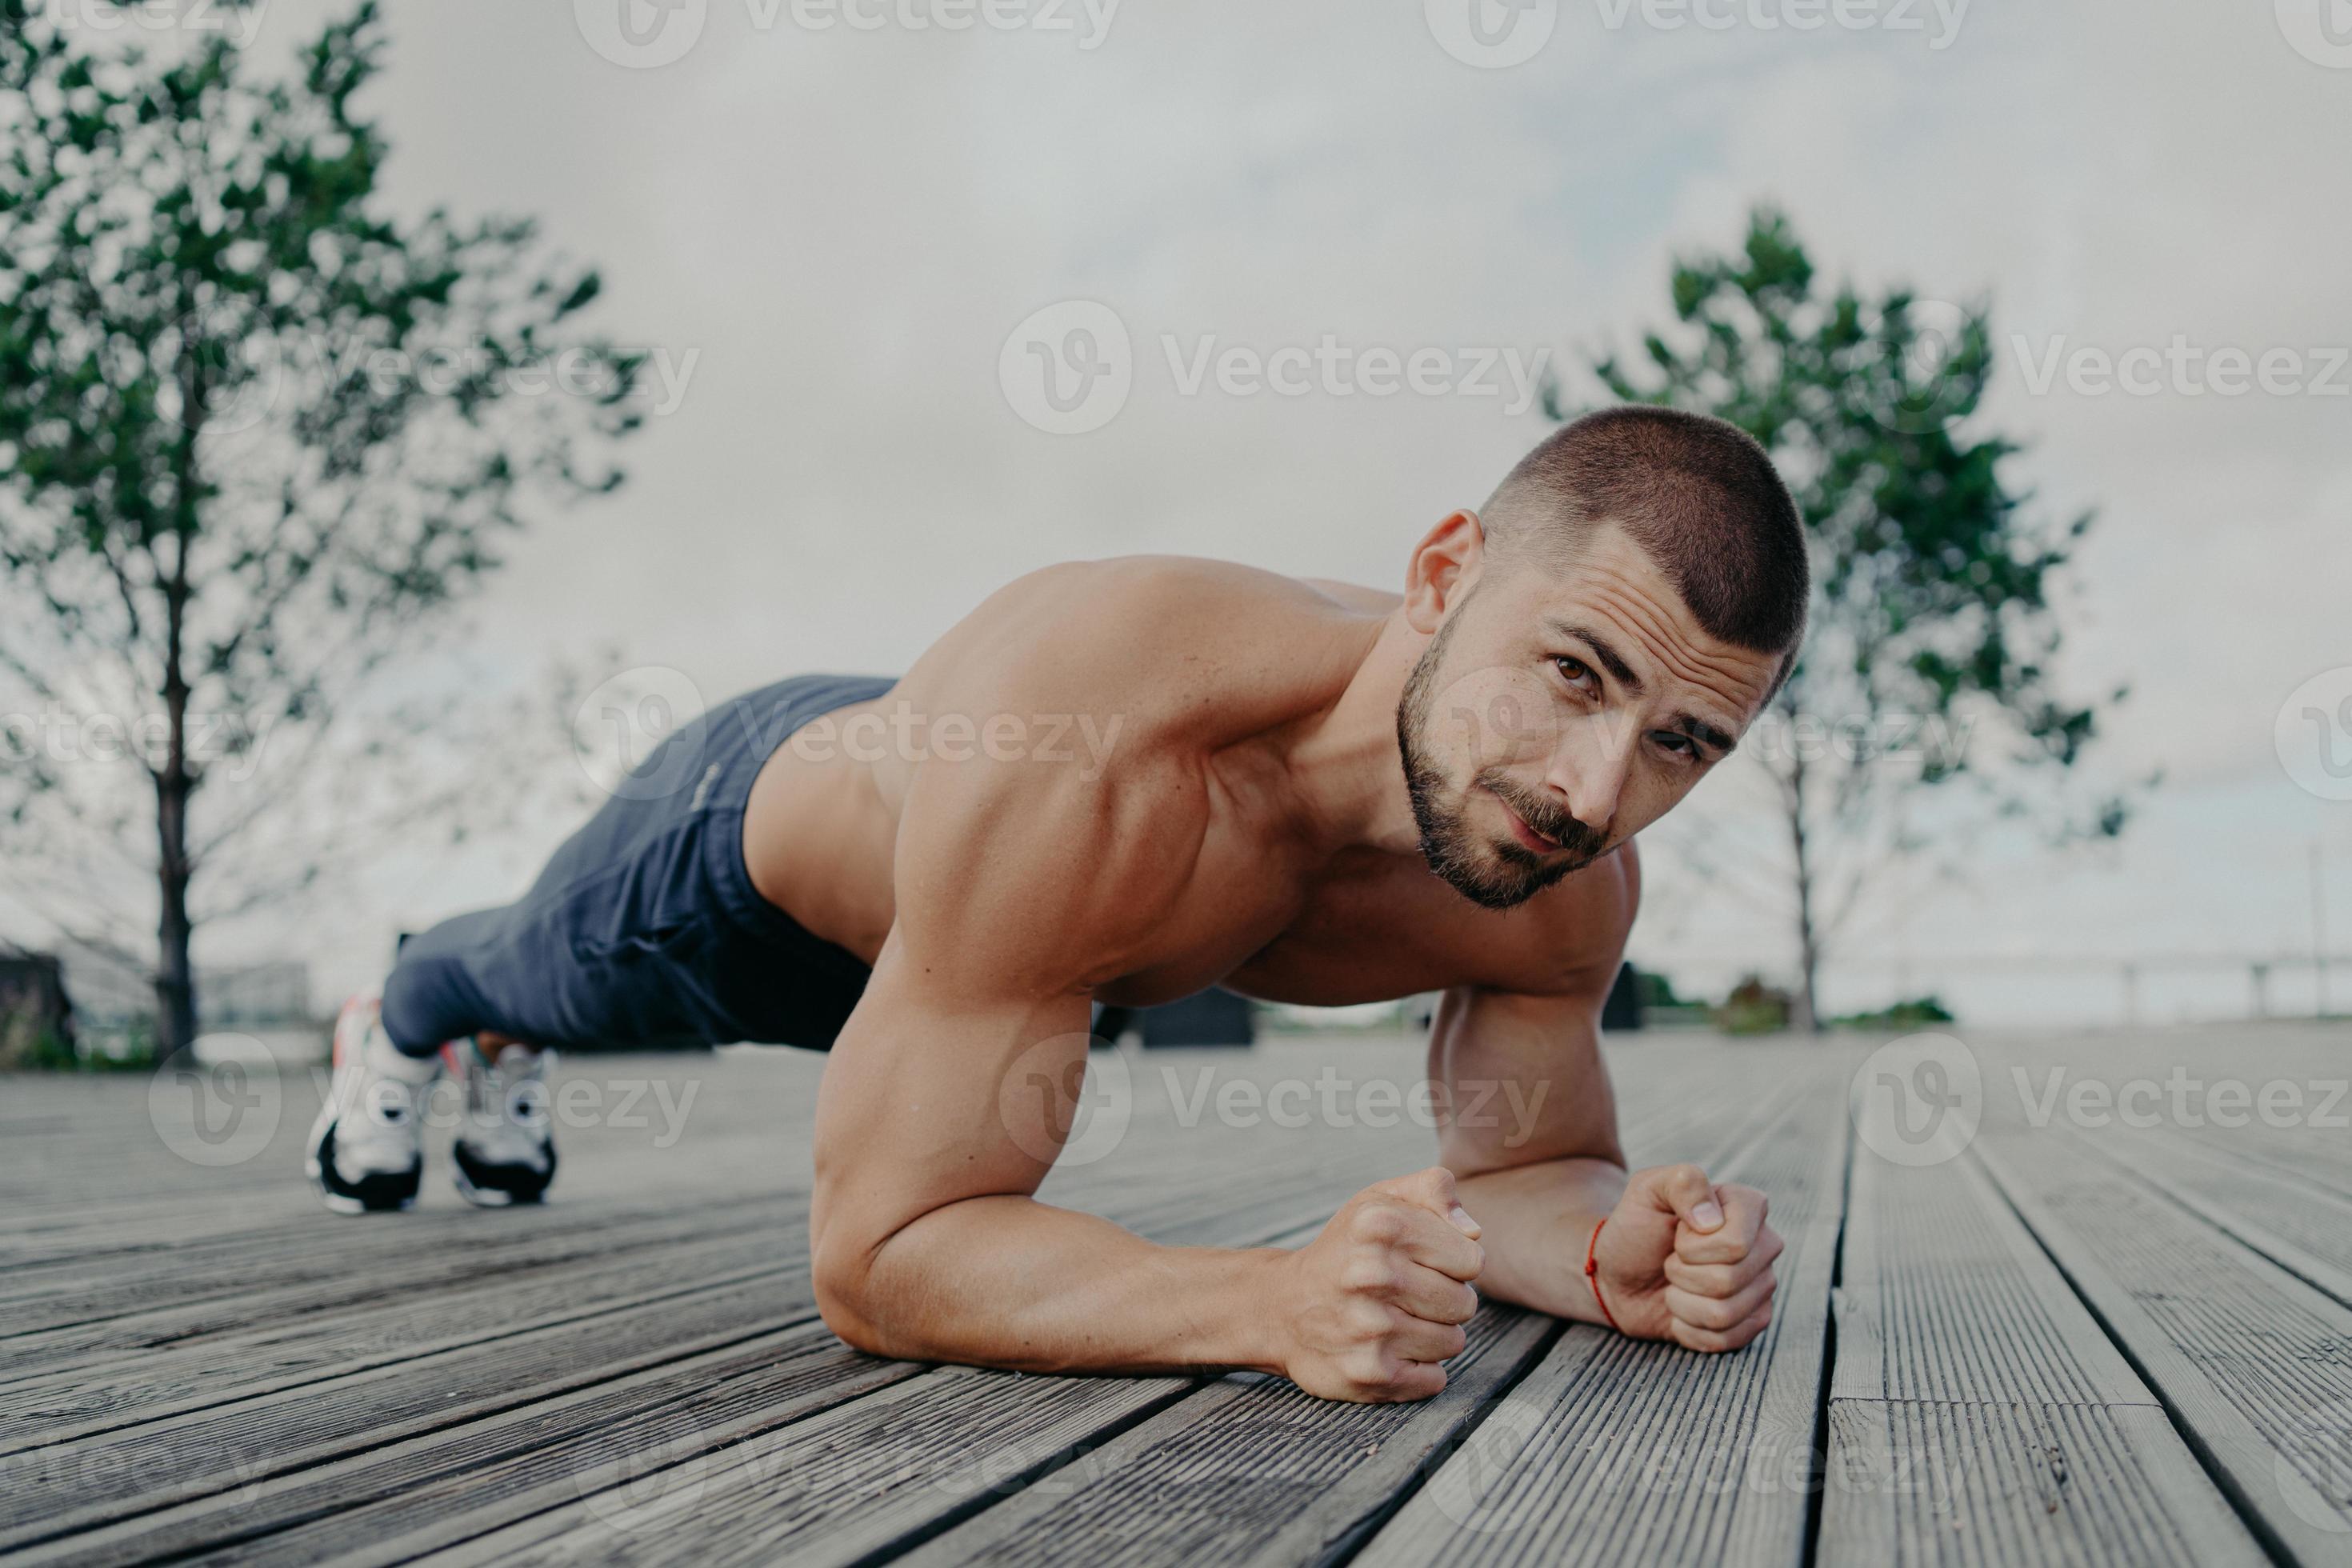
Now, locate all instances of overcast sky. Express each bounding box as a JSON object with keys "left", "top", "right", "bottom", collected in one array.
[{"left": 165, "top": 0, "right": 2352, "bottom": 1024}]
